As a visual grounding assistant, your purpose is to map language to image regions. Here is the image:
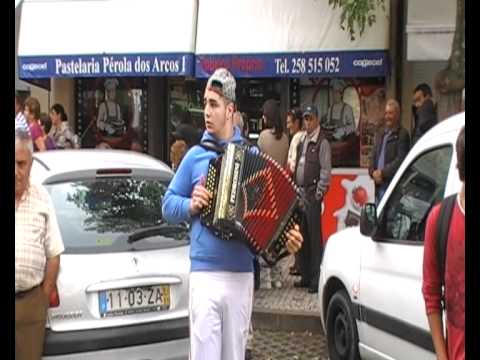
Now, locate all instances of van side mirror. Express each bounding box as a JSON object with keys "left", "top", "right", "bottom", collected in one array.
[{"left": 360, "top": 203, "right": 378, "bottom": 238}]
